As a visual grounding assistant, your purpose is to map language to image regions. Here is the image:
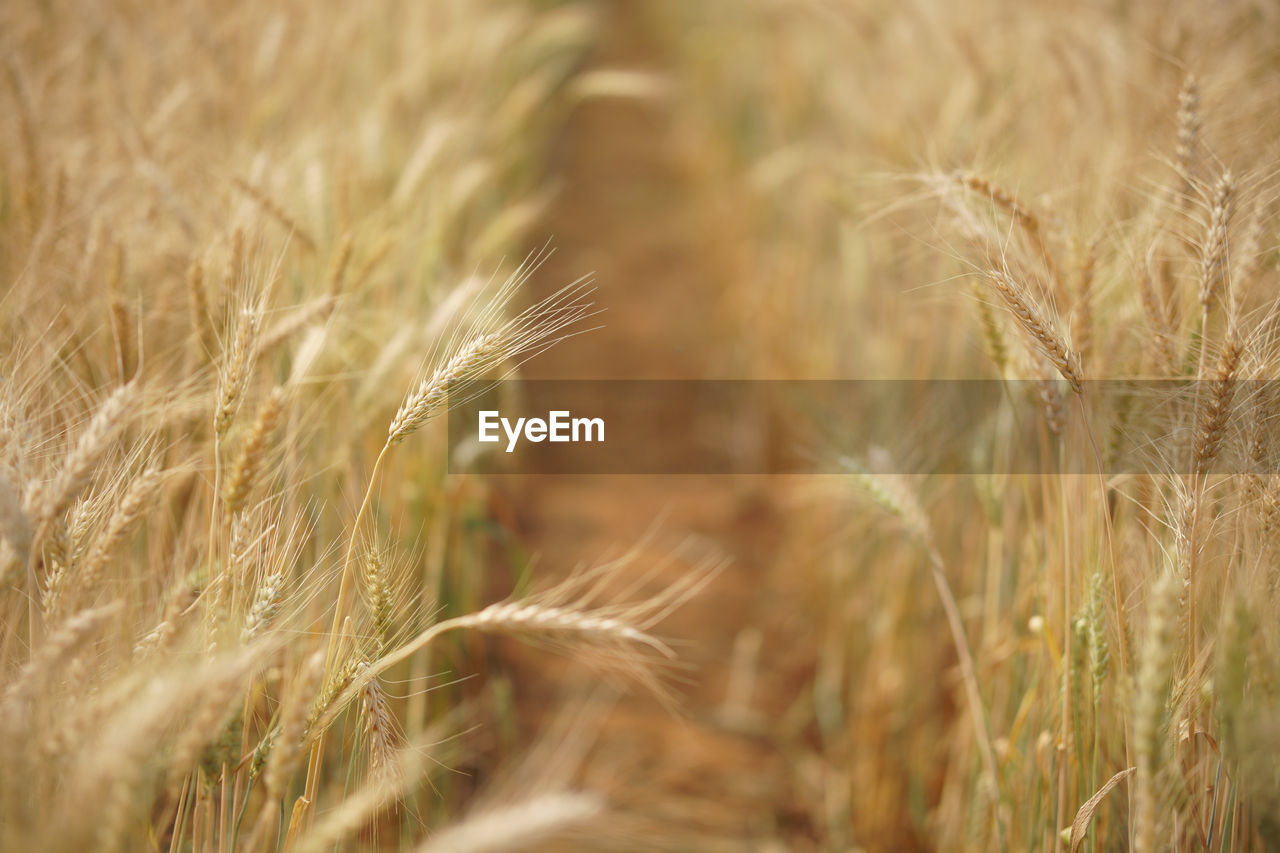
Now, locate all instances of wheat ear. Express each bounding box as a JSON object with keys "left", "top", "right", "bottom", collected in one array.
[
  {"left": 328, "top": 272, "right": 596, "bottom": 662},
  {"left": 357, "top": 664, "right": 401, "bottom": 783},
  {"left": 107, "top": 241, "right": 137, "bottom": 383},
  {"left": 1137, "top": 261, "right": 1178, "bottom": 373},
  {"left": 187, "top": 256, "right": 213, "bottom": 360},
  {"left": 214, "top": 307, "right": 262, "bottom": 439},
  {"left": 2, "top": 602, "right": 120, "bottom": 732},
  {"left": 267, "top": 651, "right": 325, "bottom": 798},
  {"left": 29, "top": 382, "right": 137, "bottom": 526},
  {"left": 957, "top": 172, "right": 1062, "bottom": 291},
  {"left": 386, "top": 277, "right": 595, "bottom": 444},
  {"left": 75, "top": 465, "right": 164, "bottom": 602},
  {"left": 986, "top": 269, "right": 1083, "bottom": 392},
  {"left": 231, "top": 177, "right": 317, "bottom": 253},
  {"left": 1175, "top": 74, "right": 1201, "bottom": 196},
  {"left": 362, "top": 548, "right": 393, "bottom": 656},
  {"left": 224, "top": 387, "right": 285, "bottom": 515},
  {"left": 1199, "top": 170, "right": 1236, "bottom": 311},
  {"left": 1193, "top": 333, "right": 1243, "bottom": 473}
]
